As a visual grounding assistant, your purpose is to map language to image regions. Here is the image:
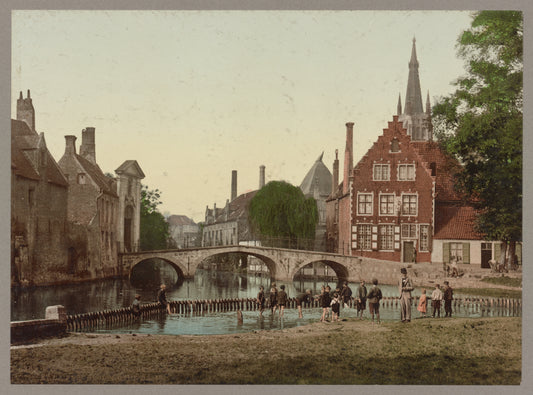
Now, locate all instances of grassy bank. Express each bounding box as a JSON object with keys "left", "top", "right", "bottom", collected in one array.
[
  {"left": 11, "top": 316, "right": 521, "bottom": 384},
  {"left": 481, "top": 275, "right": 522, "bottom": 288}
]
